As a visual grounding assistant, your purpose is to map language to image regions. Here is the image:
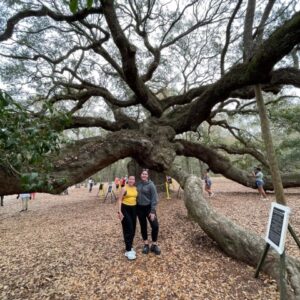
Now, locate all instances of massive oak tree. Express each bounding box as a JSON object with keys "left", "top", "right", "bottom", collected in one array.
[{"left": 1, "top": 0, "right": 300, "bottom": 297}]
